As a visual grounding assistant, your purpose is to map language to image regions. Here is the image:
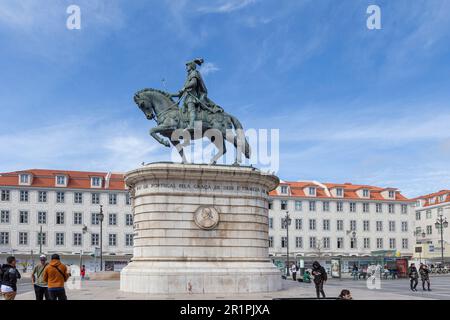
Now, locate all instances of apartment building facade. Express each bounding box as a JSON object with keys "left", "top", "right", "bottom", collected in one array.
[
  {"left": 0, "top": 169, "right": 134, "bottom": 272},
  {"left": 413, "top": 190, "right": 450, "bottom": 263},
  {"left": 268, "top": 181, "right": 415, "bottom": 271}
]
